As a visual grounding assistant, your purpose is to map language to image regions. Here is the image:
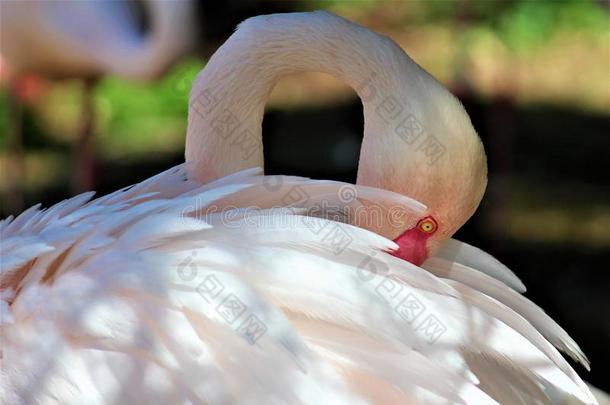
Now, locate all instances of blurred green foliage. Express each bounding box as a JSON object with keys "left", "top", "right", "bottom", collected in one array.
[
  {"left": 96, "top": 58, "right": 203, "bottom": 157},
  {"left": 496, "top": 0, "right": 608, "bottom": 51},
  {"left": 0, "top": 59, "right": 204, "bottom": 157},
  {"left": 323, "top": 0, "right": 607, "bottom": 51}
]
